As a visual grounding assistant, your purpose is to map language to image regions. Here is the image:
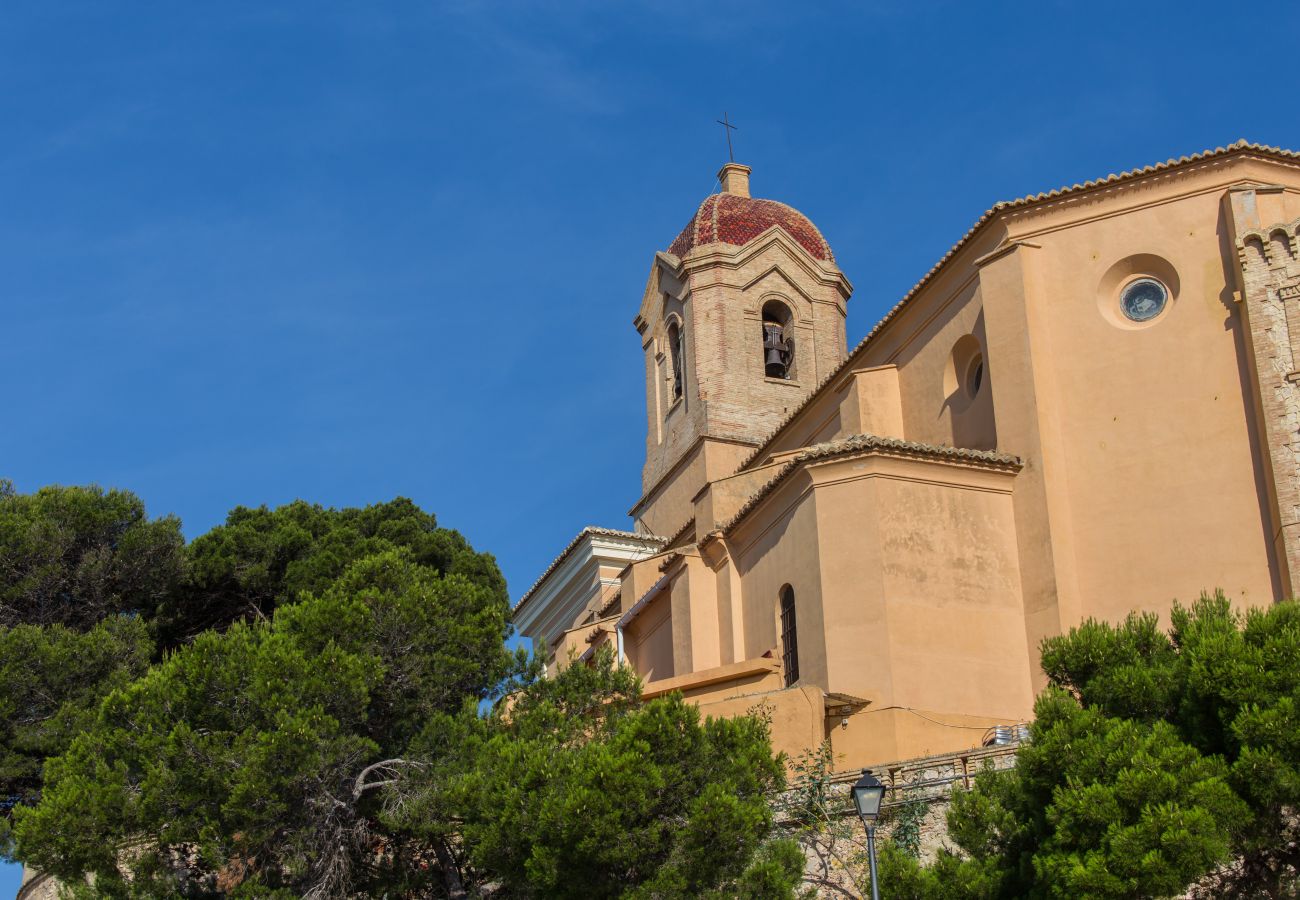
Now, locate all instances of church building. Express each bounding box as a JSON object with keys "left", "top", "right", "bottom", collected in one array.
[{"left": 513, "top": 141, "right": 1300, "bottom": 768}]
